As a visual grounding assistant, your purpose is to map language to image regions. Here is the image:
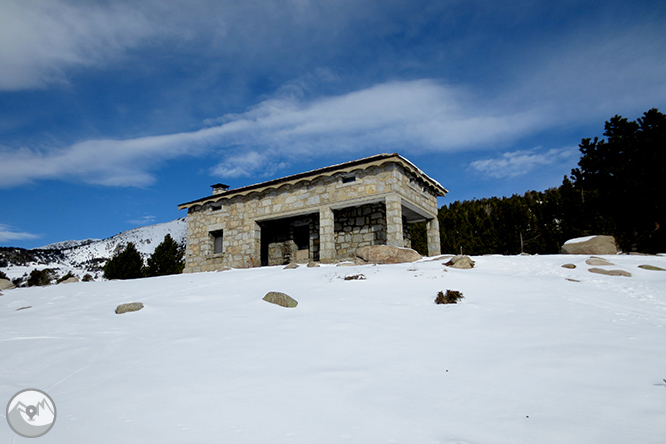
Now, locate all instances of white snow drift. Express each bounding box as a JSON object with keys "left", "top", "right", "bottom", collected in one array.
[{"left": 1, "top": 254, "right": 665, "bottom": 443}]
